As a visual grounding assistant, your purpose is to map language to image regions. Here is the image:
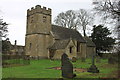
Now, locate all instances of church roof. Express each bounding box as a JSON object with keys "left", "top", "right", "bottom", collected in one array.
[
  {"left": 84, "top": 36, "right": 95, "bottom": 47},
  {"left": 51, "top": 25, "right": 86, "bottom": 43},
  {"left": 49, "top": 39, "right": 70, "bottom": 49}
]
